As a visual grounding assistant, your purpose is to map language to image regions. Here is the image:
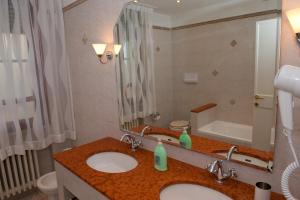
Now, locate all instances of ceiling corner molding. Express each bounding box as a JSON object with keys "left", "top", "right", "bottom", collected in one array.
[{"left": 63, "top": 0, "right": 88, "bottom": 12}]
